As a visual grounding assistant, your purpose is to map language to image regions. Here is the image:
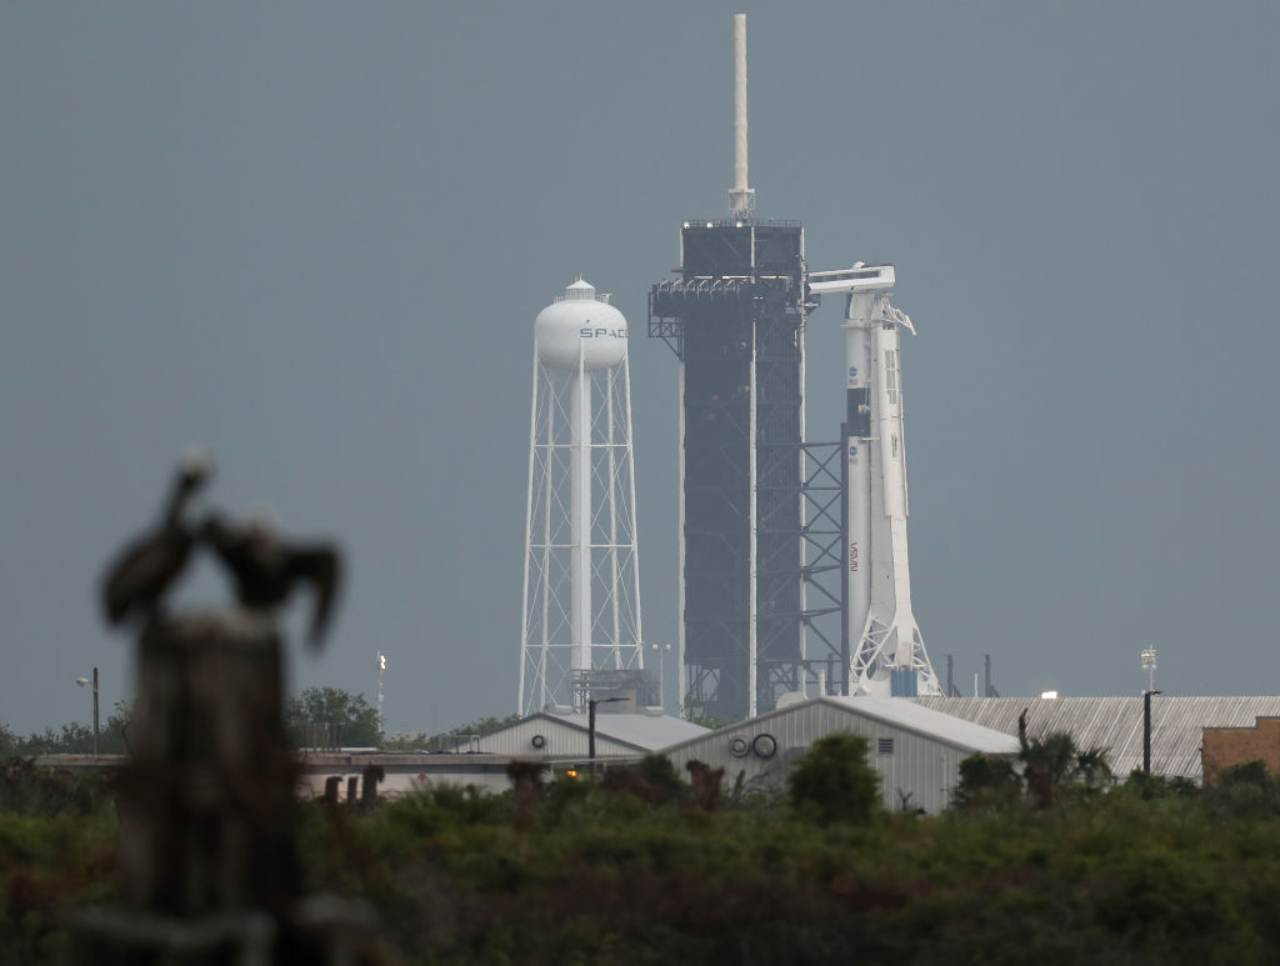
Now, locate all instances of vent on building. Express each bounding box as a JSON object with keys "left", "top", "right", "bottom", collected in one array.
[{"left": 878, "top": 738, "right": 895, "bottom": 755}]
